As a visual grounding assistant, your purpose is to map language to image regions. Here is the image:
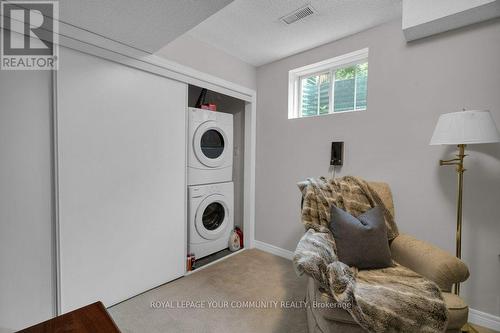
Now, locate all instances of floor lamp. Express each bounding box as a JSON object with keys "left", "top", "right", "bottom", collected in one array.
[{"left": 430, "top": 109, "right": 500, "bottom": 332}]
